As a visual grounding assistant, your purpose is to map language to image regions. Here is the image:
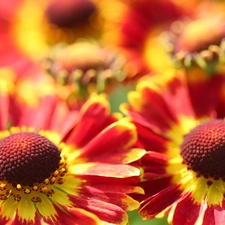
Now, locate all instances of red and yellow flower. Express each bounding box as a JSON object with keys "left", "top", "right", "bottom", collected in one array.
[
  {"left": 163, "top": 13, "right": 225, "bottom": 73},
  {"left": 0, "top": 74, "right": 145, "bottom": 224},
  {"left": 0, "top": 0, "right": 131, "bottom": 61},
  {"left": 121, "top": 69, "right": 225, "bottom": 224},
  {"left": 118, "top": 0, "right": 225, "bottom": 75},
  {"left": 41, "top": 39, "right": 142, "bottom": 104},
  {"left": 117, "top": 0, "right": 190, "bottom": 74}
]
